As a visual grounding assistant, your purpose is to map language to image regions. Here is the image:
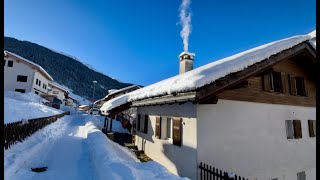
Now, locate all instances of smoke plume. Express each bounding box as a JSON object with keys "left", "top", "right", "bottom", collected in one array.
[{"left": 179, "top": 0, "right": 192, "bottom": 52}]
